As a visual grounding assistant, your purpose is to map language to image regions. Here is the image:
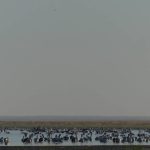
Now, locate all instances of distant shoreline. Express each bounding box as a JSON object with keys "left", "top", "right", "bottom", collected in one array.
[
  {"left": 0, "top": 120, "right": 150, "bottom": 128},
  {"left": 0, "top": 116, "right": 149, "bottom": 121},
  {"left": 0, "top": 116, "right": 149, "bottom": 128}
]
